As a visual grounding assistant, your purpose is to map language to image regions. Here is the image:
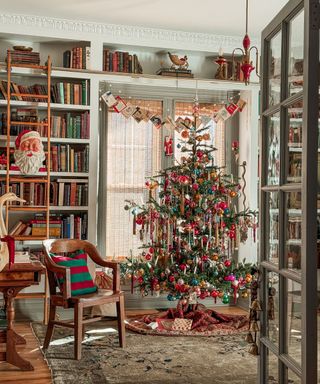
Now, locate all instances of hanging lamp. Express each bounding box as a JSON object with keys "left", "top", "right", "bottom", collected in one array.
[{"left": 232, "top": 0, "right": 260, "bottom": 84}]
